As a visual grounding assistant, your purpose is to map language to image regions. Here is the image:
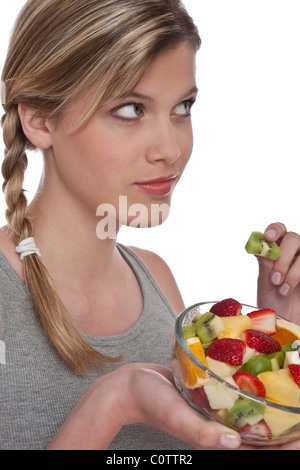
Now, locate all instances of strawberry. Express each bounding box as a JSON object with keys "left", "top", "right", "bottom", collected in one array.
[
  {"left": 247, "top": 308, "right": 276, "bottom": 335},
  {"left": 288, "top": 364, "right": 300, "bottom": 388},
  {"left": 210, "top": 298, "right": 242, "bottom": 317},
  {"left": 188, "top": 386, "right": 210, "bottom": 409},
  {"left": 233, "top": 371, "right": 266, "bottom": 397},
  {"left": 240, "top": 420, "right": 272, "bottom": 439},
  {"left": 206, "top": 338, "right": 246, "bottom": 366},
  {"left": 241, "top": 329, "right": 281, "bottom": 354}
]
